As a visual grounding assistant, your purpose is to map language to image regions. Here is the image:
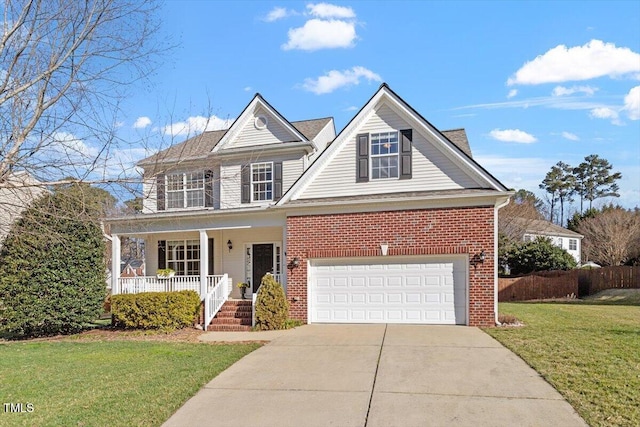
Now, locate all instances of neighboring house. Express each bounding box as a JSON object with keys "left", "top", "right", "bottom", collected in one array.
[
  {"left": 107, "top": 84, "right": 511, "bottom": 327},
  {"left": 0, "top": 171, "right": 44, "bottom": 247},
  {"left": 521, "top": 219, "right": 583, "bottom": 264},
  {"left": 120, "top": 259, "right": 145, "bottom": 277}
]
